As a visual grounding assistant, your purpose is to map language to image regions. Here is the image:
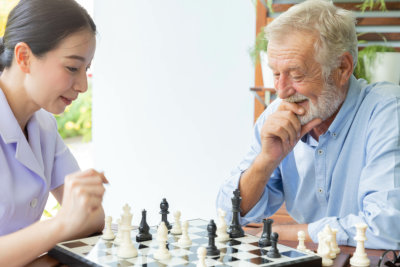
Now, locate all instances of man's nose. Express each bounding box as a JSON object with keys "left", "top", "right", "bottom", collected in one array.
[{"left": 275, "top": 74, "right": 295, "bottom": 99}]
